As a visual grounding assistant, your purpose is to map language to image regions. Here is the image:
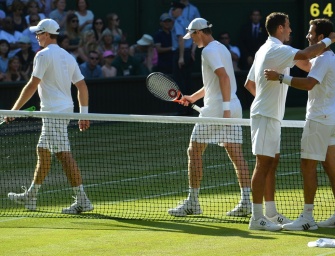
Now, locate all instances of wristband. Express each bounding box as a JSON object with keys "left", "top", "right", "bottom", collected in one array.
[
  {"left": 321, "top": 38, "right": 332, "bottom": 48},
  {"left": 222, "top": 102, "right": 230, "bottom": 111},
  {"left": 80, "top": 106, "right": 88, "bottom": 114},
  {"left": 282, "top": 75, "right": 292, "bottom": 86}
]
